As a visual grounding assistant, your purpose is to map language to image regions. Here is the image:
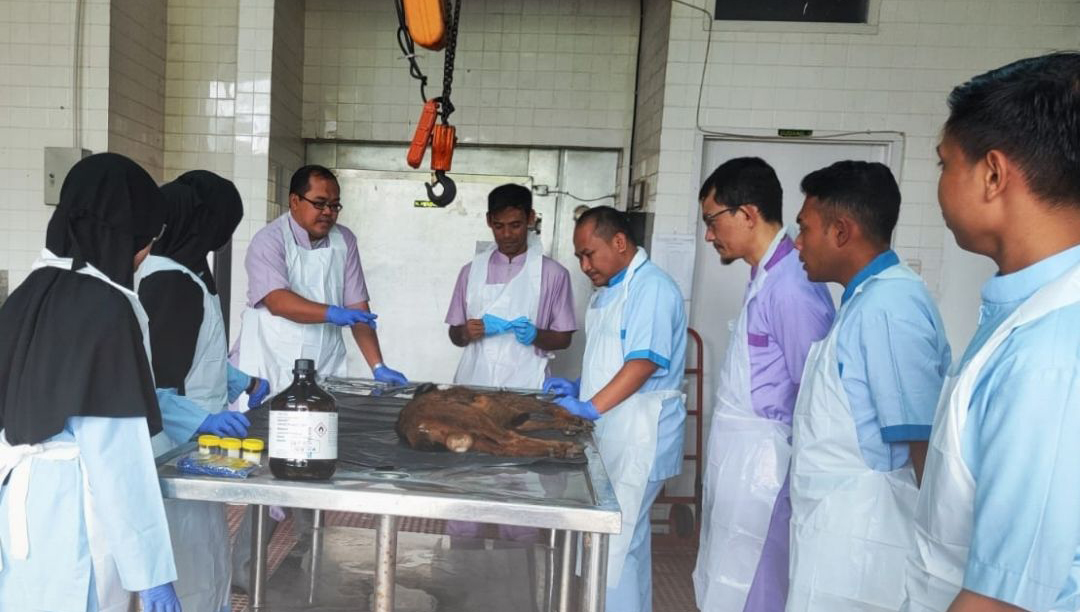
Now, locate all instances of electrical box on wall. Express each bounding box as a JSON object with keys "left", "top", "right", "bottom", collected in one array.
[{"left": 44, "top": 147, "right": 91, "bottom": 206}]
